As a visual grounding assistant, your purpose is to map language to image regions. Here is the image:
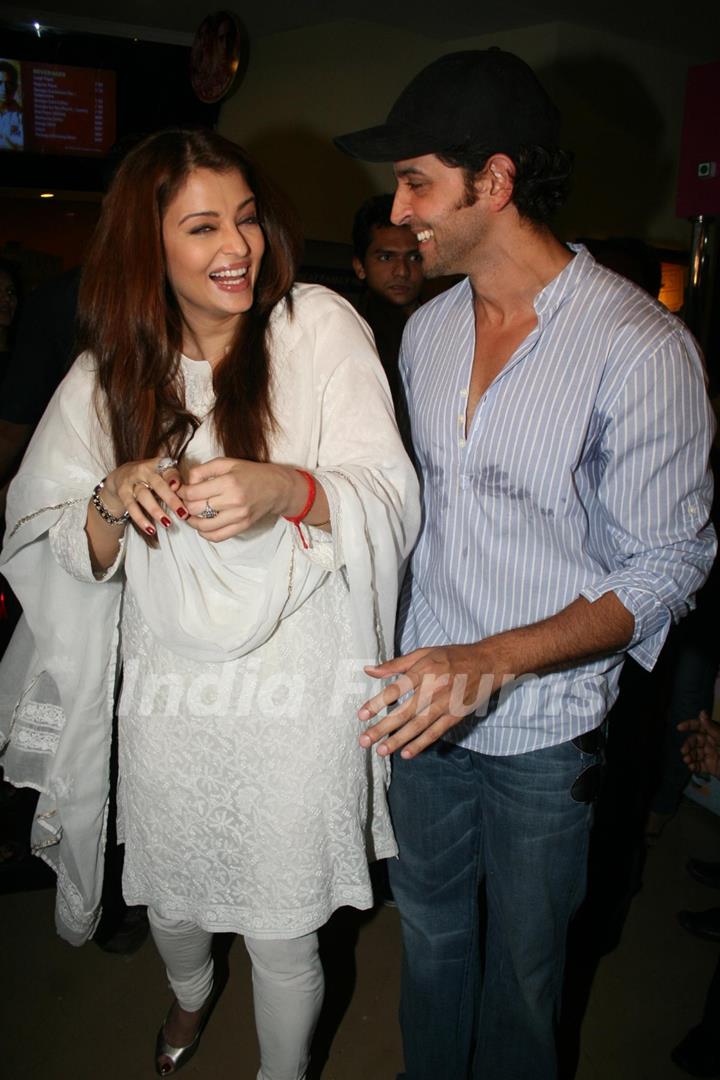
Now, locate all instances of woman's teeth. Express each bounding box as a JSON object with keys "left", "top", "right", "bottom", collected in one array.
[{"left": 210, "top": 267, "right": 248, "bottom": 280}]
